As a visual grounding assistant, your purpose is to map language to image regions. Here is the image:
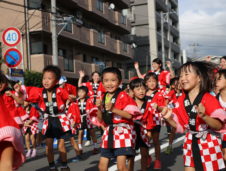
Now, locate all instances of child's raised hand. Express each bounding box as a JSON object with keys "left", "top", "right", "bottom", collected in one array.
[
  {"left": 161, "top": 108, "right": 172, "bottom": 120},
  {"left": 105, "top": 102, "right": 113, "bottom": 111},
  {"left": 196, "top": 103, "right": 206, "bottom": 119},
  {"left": 78, "top": 70, "right": 85, "bottom": 78},
  {"left": 134, "top": 62, "right": 139, "bottom": 69}
]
